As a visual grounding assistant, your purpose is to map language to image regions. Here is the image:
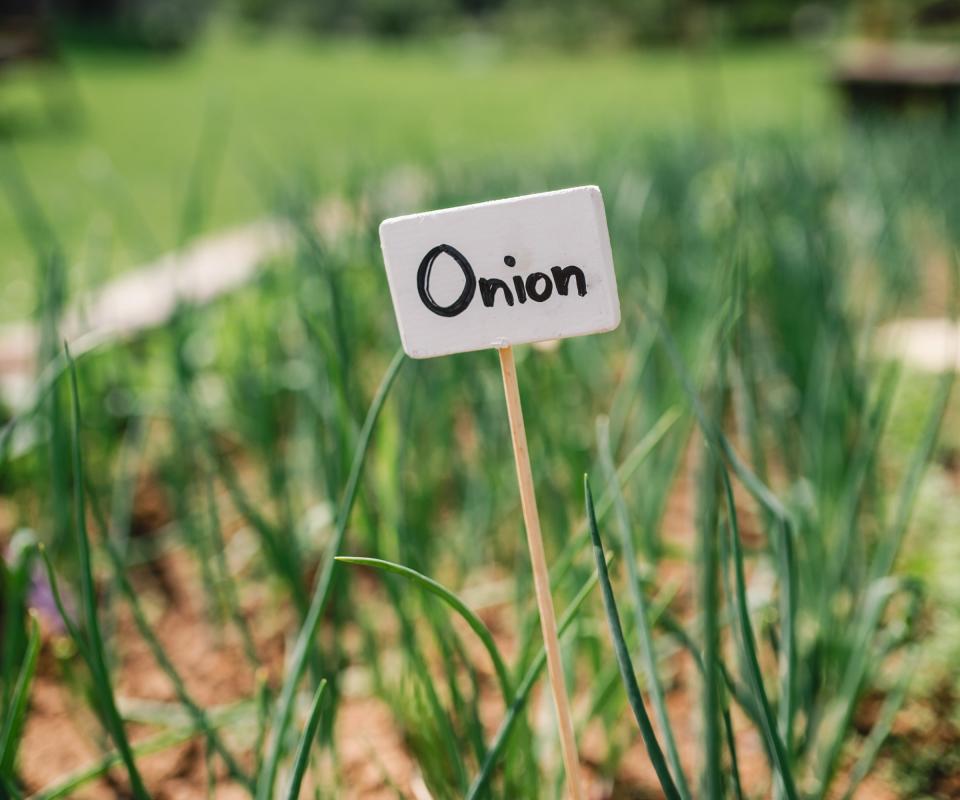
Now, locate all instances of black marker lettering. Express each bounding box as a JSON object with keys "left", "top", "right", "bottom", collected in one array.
[
  {"left": 512, "top": 275, "right": 527, "bottom": 303},
  {"left": 526, "top": 272, "right": 553, "bottom": 302},
  {"left": 479, "top": 278, "right": 515, "bottom": 307},
  {"left": 417, "top": 244, "right": 476, "bottom": 317},
  {"left": 550, "top": 265, "right": 587, "bottom": 297},
  {"left": 415, "top": 246, "right": 589, "bottom": 315}
]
